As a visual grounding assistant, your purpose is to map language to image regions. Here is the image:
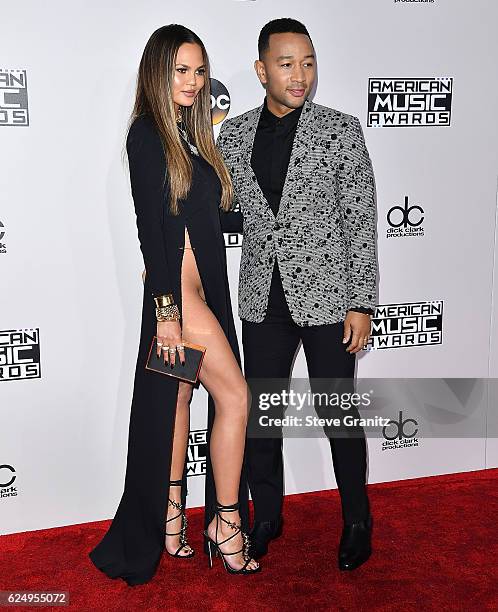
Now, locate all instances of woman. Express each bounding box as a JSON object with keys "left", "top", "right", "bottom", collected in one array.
[{"left": 88, "top": 24, "right": 260, "bottom": 585}]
